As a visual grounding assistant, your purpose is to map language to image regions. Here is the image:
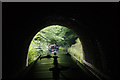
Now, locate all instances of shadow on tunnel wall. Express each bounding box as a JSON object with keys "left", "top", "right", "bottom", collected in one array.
[{"left": 2, "top": 2, "right": 119, "bottom": 80}]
